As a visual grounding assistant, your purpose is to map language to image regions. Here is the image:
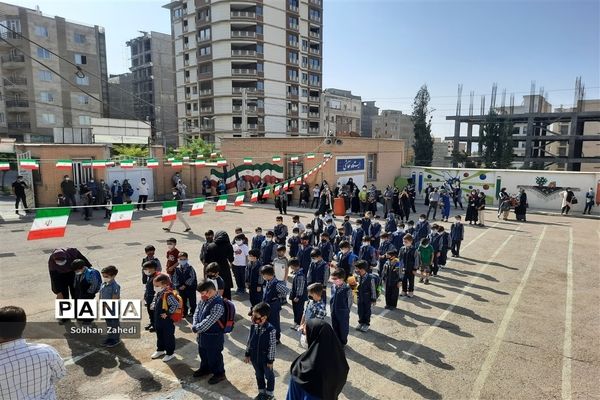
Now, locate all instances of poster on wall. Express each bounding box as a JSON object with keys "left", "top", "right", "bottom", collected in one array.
[{"left": 336, "top": 156, "right": 366, "bottom": 174}]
